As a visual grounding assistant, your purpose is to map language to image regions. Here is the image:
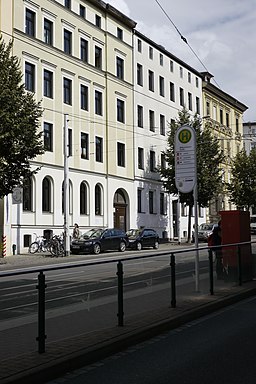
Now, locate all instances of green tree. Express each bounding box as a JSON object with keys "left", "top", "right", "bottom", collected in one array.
[
  {"left": 227, "top": 148, "right": 256, "bottom": 210},
  {"left": 0, "top": 37, "right": 44, "bottom": 199},
  {"left": 160, "top": 108, "right": 225, "bottom": 241}
]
